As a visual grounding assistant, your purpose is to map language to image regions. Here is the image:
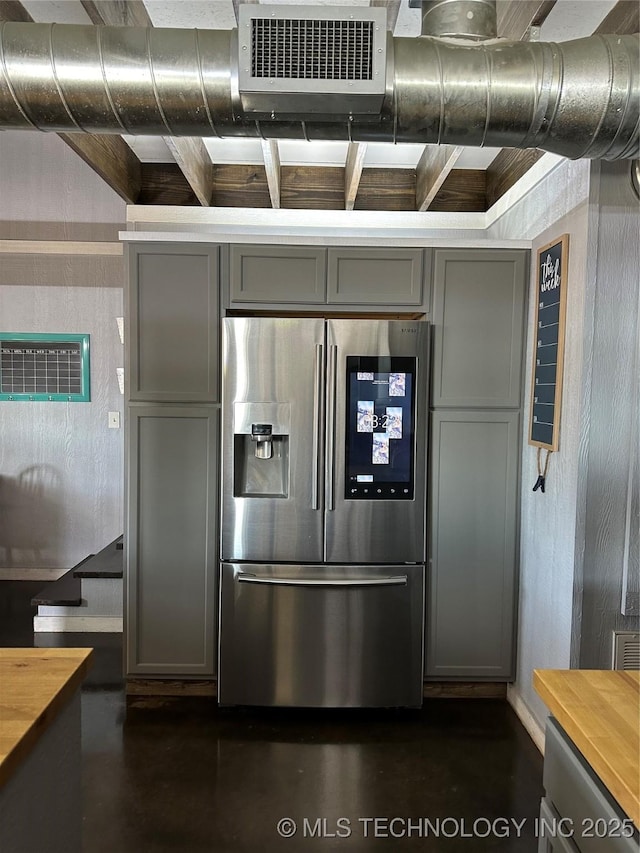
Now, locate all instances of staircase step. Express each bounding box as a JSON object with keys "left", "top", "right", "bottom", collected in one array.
[
  {"left": 30, "top": 559, "right": 90, "bottom": 607},
  {"left": 73, "top": 536, "right": 123, "bottom": 578}
]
